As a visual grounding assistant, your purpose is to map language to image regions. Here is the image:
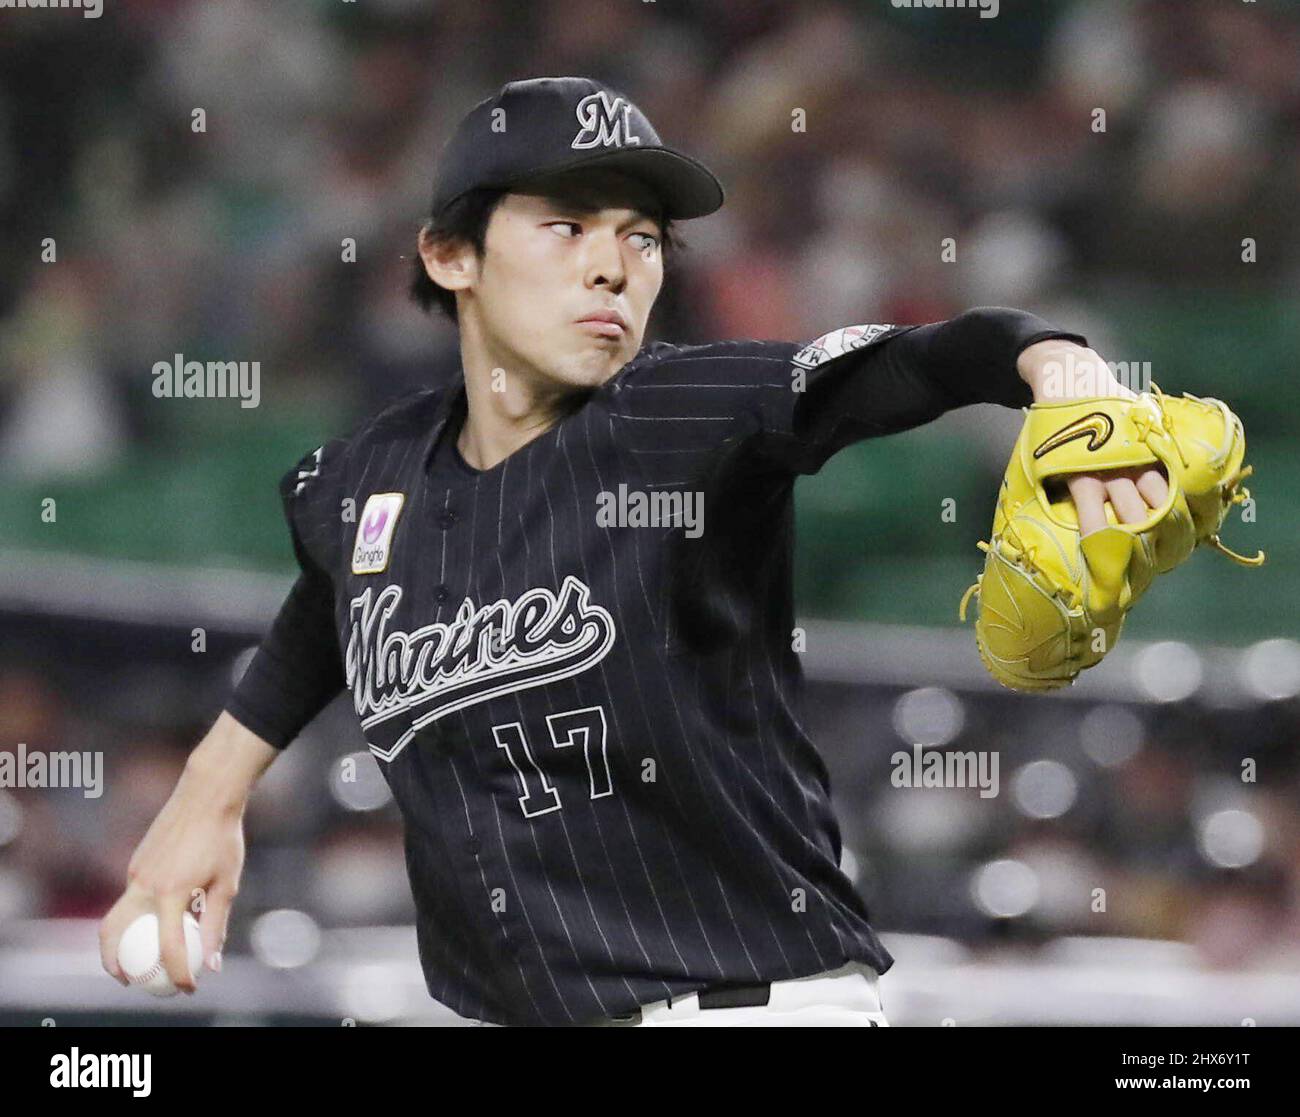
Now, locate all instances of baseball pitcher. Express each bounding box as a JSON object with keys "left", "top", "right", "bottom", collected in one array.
[{"left": 100, "top": 77, "right": 1260, "bottom": 1027}]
